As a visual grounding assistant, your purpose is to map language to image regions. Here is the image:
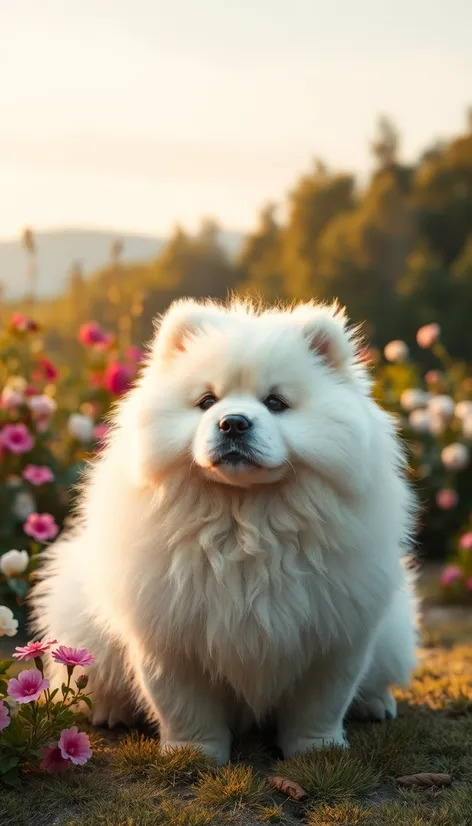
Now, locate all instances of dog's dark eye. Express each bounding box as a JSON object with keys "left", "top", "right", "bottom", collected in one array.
[
  {"left": 264, "top": 395, "right": 288, "bottom": 413},
  {"left": 197, "top": 394, "right": 218, "bottom": 411}
]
